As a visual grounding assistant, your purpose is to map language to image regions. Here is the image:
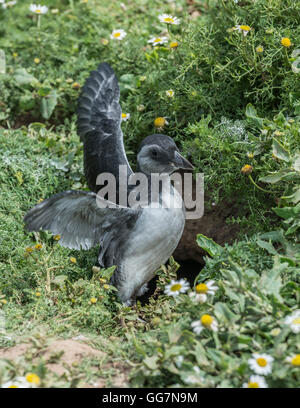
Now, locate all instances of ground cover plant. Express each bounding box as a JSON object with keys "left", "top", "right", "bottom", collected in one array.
[{"left": 0, "top": 0, "right": 299, "bottom": 388}]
